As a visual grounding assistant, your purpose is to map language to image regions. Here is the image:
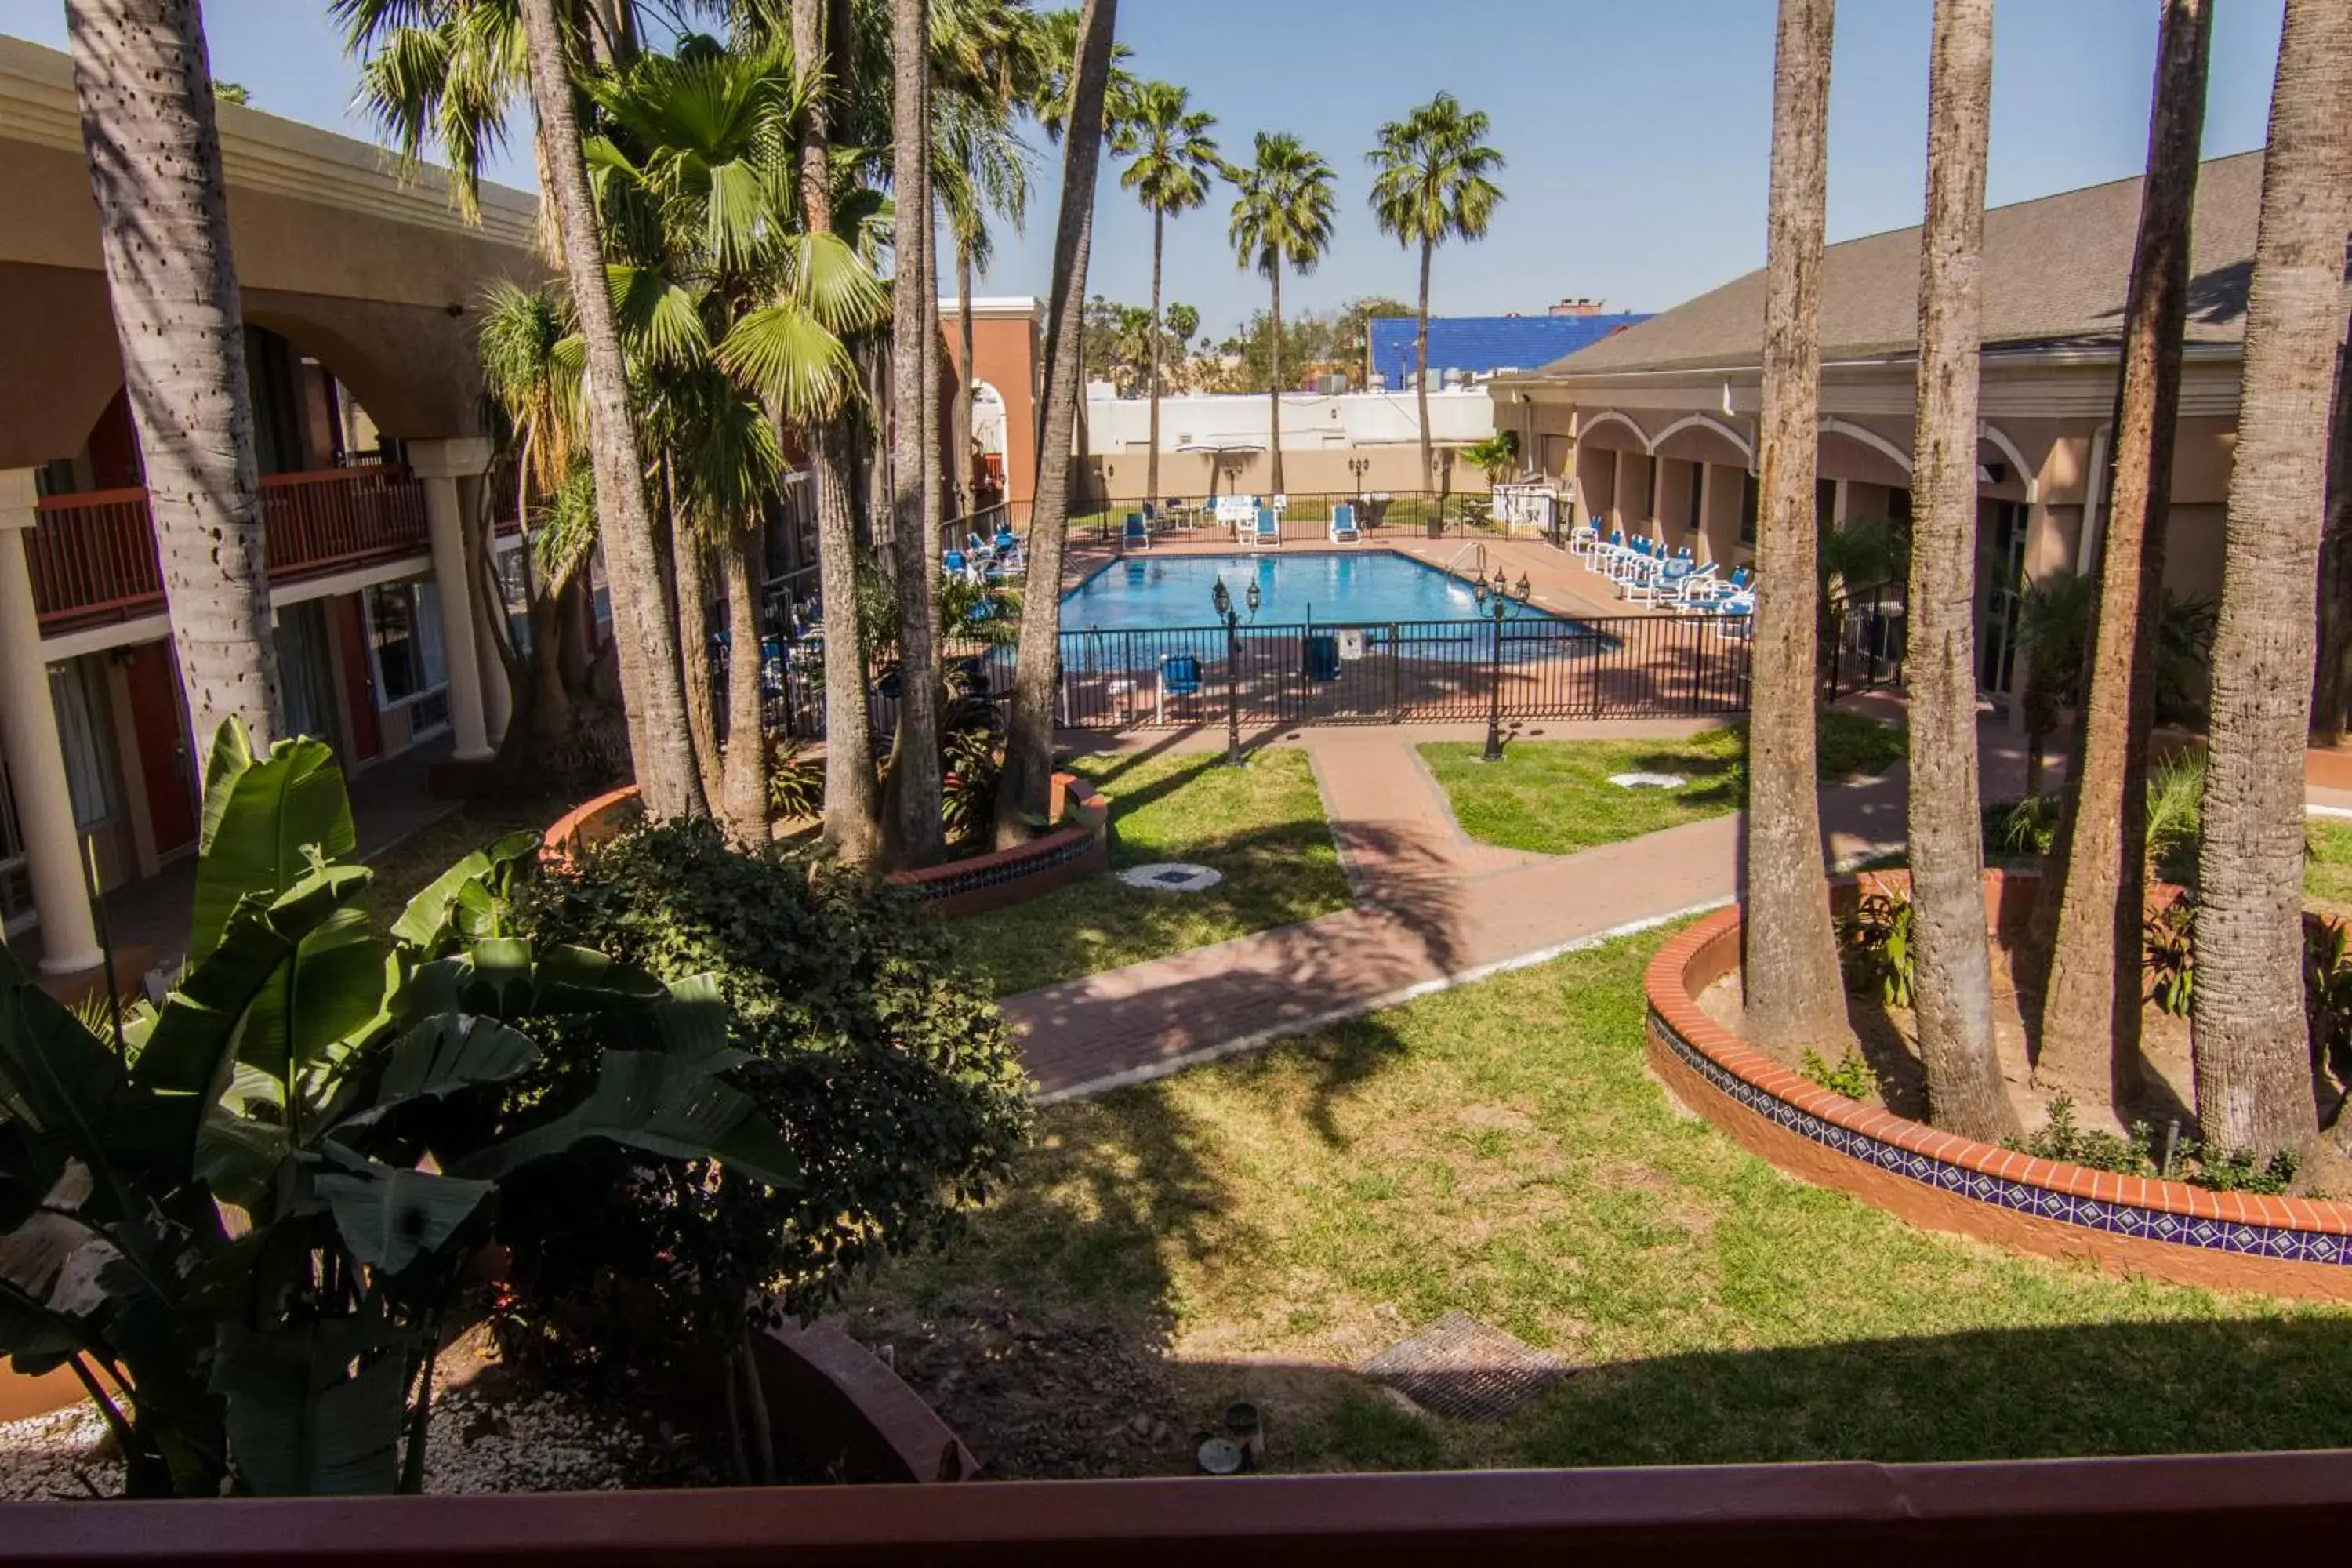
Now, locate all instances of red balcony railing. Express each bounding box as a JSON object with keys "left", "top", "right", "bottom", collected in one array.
[{"left": 31, "top": 466, "right": 430, "bottom": 633}]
